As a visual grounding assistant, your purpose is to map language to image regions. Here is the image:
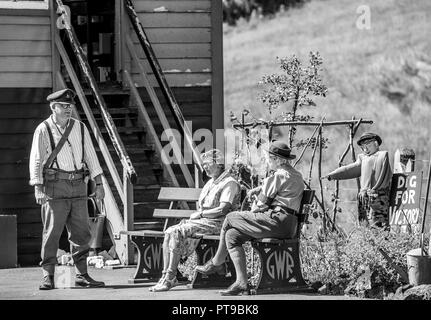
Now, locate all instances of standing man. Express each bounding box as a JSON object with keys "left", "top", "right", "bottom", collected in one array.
[
  {"left": 322, "top": 132, "right": 393, "bottom": 228},
  {"left": 29, "top": 88, "right": 106, "bottom": 290}
]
